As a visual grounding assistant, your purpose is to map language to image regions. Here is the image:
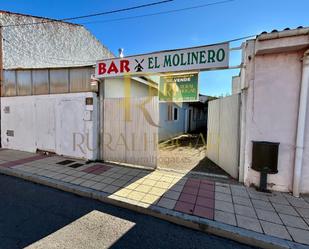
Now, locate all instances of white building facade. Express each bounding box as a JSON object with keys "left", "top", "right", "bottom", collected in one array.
[
  {"left": 0, "top": 11, "right": 113, "bottom": 160},
  {"left": 239, "top": 27, "right": 309, "bottom": 195}
]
